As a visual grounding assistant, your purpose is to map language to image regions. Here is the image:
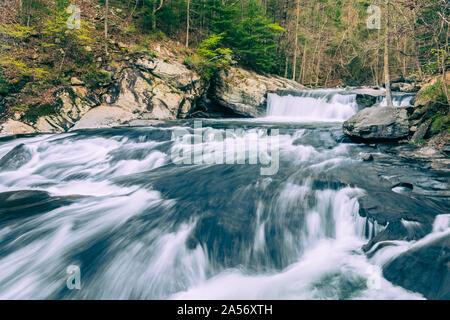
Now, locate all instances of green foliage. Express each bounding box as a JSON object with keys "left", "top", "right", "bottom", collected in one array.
[
  {"left": 23, "top": 103, "right": 57, "bottom": 122},
  {"left": 0, "top": 24, "right": 35, "bottom": 38},
  {"left": 208, "top": 0, "right": 284, "bottom": 73},
  {"left": 83, "top": 69, "right": 112, "bottom": 88},
  {"left": 418, "top": 79, "right": 448, "bottom": 106},
  {"left": 184, "top": 34, "right": 233, "bottom": 80},
  {"left": 0, "top": 56, "right": 49, "bottom": 79},
  {"left": 429, "top": 114, "right": 450, "bottom": 135},
  {"left": 0, "top": 70, "right": 9, "bottom": 96}
]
